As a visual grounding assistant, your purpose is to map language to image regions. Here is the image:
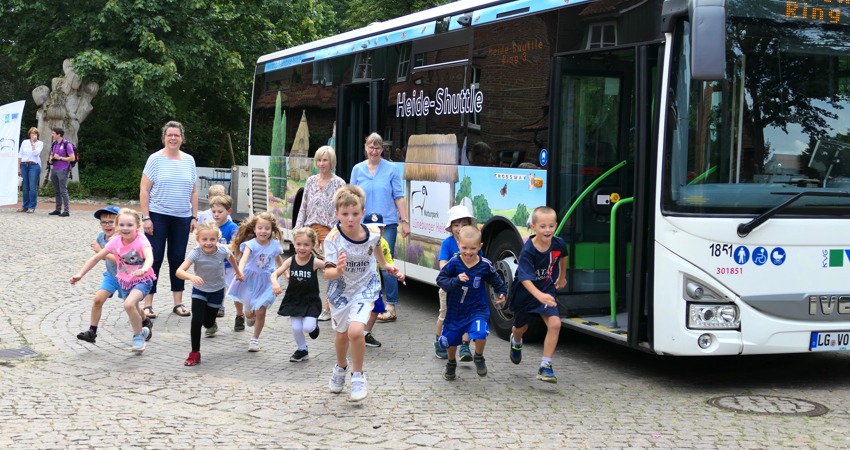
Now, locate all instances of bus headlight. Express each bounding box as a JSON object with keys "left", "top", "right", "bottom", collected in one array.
[{"left": 688, "top": 303, "right": 740, "bottom": 329}]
